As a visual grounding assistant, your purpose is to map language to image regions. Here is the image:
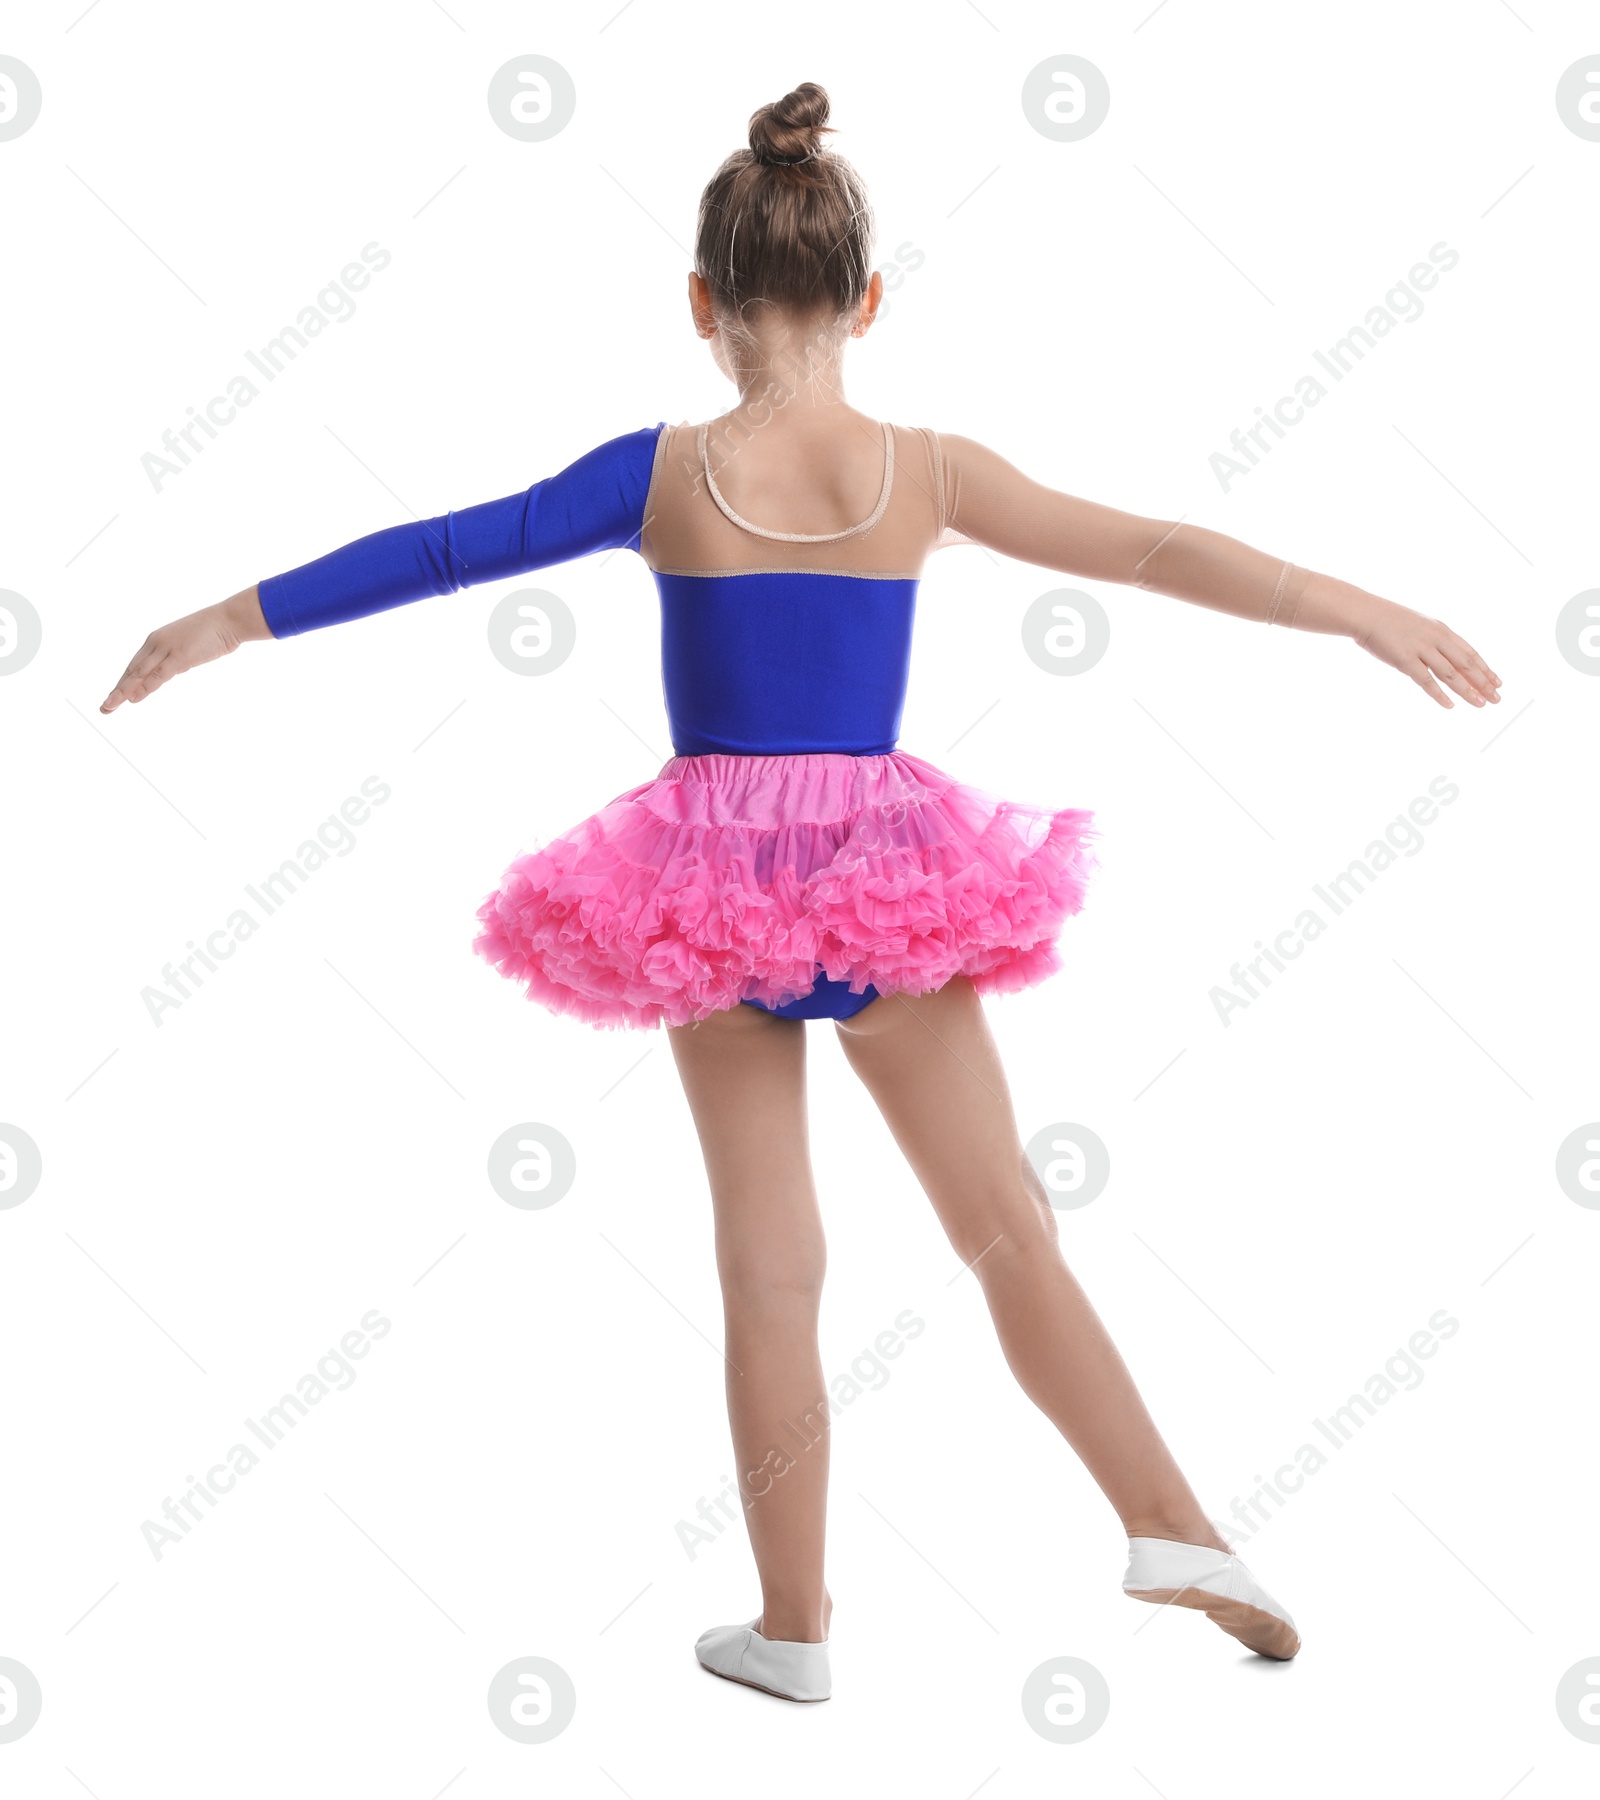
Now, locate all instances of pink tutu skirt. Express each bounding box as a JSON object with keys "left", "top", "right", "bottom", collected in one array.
[{"left": 472, "top": 750, "right": 1098, "bottom": 1031}]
